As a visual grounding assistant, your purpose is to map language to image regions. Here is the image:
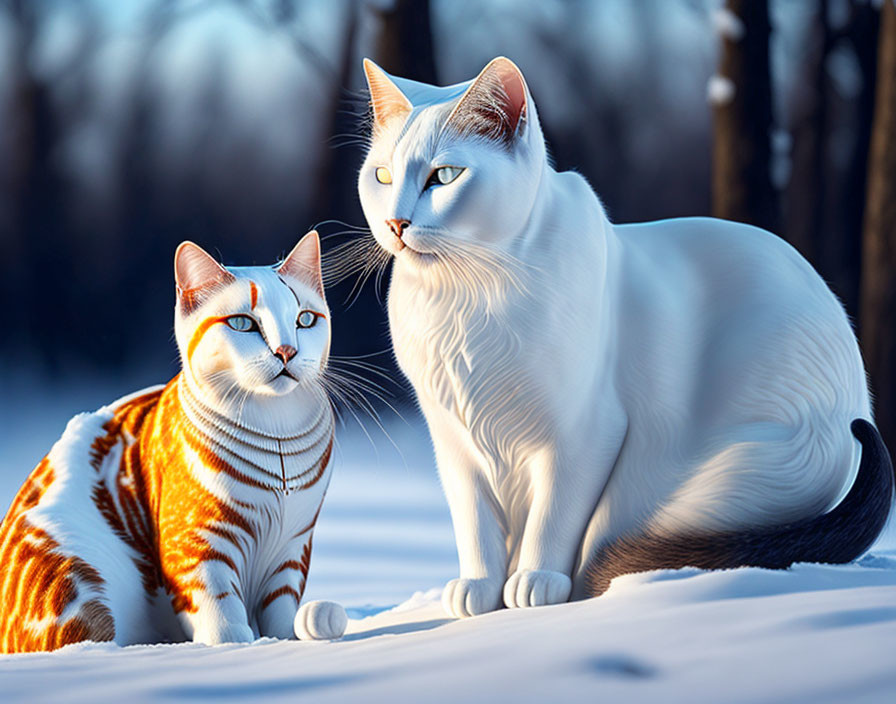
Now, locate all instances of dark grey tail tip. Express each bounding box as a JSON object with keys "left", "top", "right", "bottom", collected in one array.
[
  {"left": 850, "top": 418, "right": 875, "bottom": 442},
  {"left": 847, "top": 417, "right": 894, "bottom": 500}
]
